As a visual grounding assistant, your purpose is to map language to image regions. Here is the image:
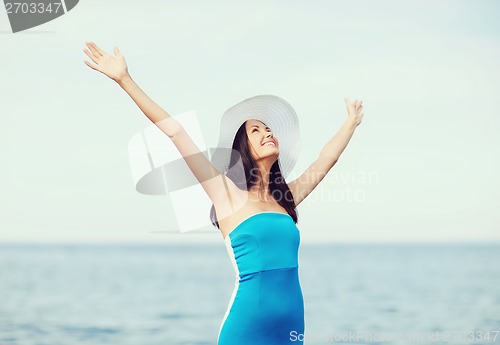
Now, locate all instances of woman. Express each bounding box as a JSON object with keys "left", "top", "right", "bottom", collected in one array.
[{"left": 83, "top": 41, "right": 364, "bottom": 344}]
